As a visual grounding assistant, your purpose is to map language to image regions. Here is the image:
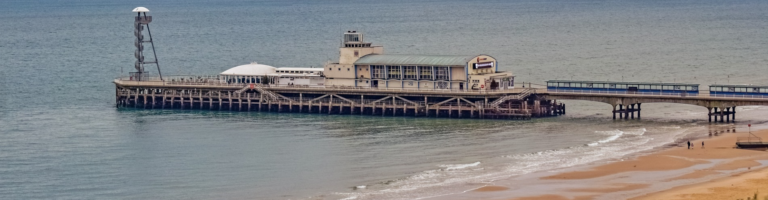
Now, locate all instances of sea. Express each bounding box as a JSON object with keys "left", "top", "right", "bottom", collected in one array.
[{"left": 2, "top": 0, "right": 768, "bottom": 199}]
